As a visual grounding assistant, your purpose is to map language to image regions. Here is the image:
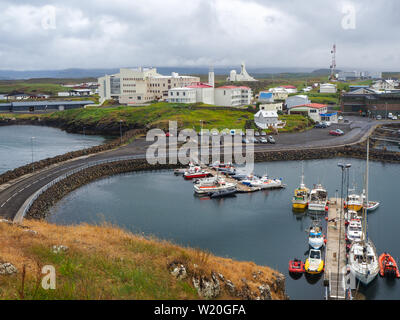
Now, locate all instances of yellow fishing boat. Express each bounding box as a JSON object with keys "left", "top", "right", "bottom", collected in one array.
[
  {"left": 292, "top": 165, "right": 309, "bottom": 210},
  {"left": 347, "top": 193, "right": 363, "bottom": 212}
]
